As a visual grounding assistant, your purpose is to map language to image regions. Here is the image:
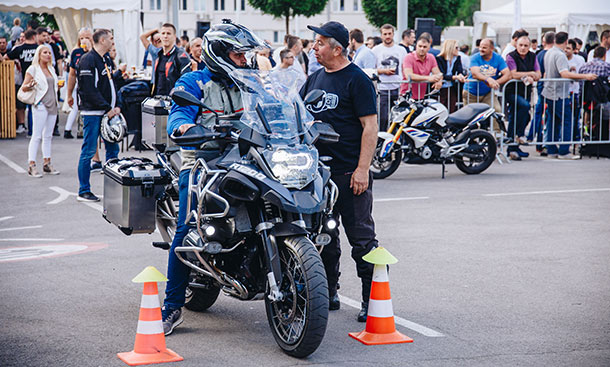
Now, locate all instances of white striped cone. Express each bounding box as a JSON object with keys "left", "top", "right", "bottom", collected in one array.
[
  {"left": 349, "top": 264, "right": 413, "bottom": 345},
  {"left": 117, "top": 282, "right": 183, "bottom": 365}
]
